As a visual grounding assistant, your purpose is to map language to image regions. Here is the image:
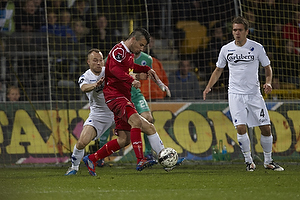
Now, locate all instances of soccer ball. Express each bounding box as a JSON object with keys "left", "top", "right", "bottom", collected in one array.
[{"left": 158, "top": 147, "right": 178, "bottom": 168}]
